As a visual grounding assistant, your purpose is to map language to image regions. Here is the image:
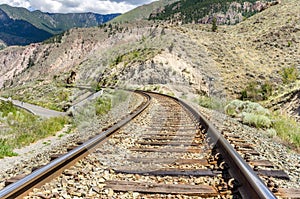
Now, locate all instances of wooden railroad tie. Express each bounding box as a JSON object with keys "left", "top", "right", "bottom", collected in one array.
[
  {"left": 256, "top": 169, "right": 290, "bottom": 180},
  {"left": 104, "top": 180, "right": 218, "bottom": 197},
  {"left": 276, "top": 188, "right": 300, "bottom": 198},
  {"left": 130, "top": 147, "right": 203, "bottom": 153},
  {"left": 113, "top": 167, "right": 220, "bottom": 177},
  {"left": 136, "top": 141, "right": 201, "bottom": 147},
  {"left": 128, "top": 158, "right": 209, "bottom": 166},
  {"left": 141, "top": 137, "right": 201, "bottom": 141}
]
